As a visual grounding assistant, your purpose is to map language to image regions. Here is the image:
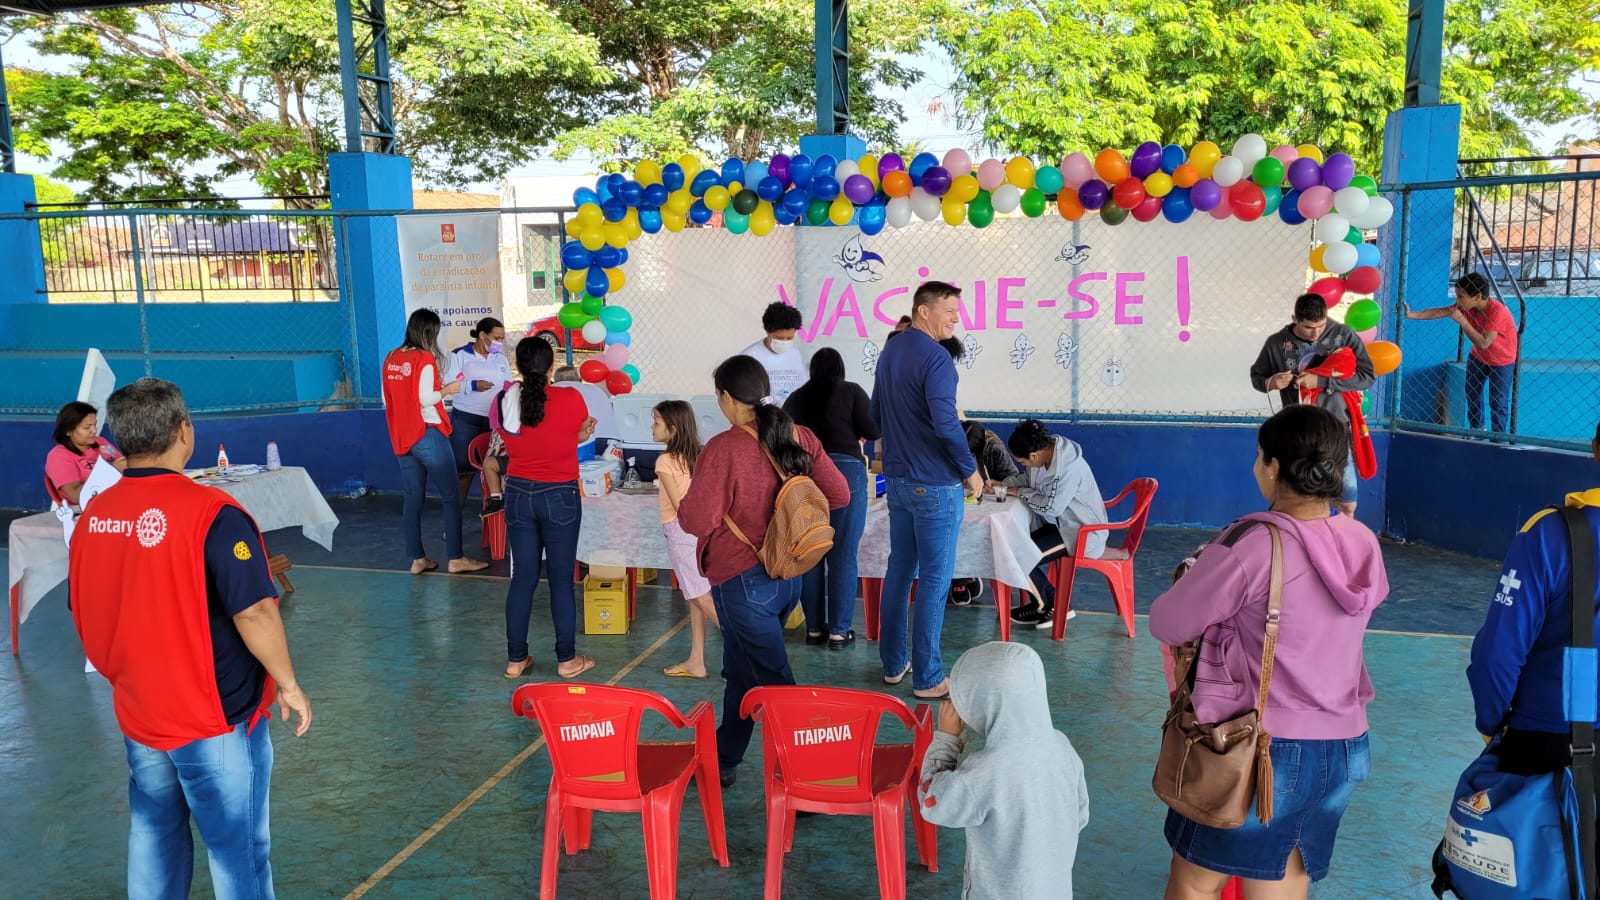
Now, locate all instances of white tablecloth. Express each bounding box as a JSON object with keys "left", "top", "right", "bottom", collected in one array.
[
  {"left": 8, "top": 466, "right": 339, "bottom": 631},
  {"left": 576, "top": 491, "right": 673, "bottom": 569}
]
